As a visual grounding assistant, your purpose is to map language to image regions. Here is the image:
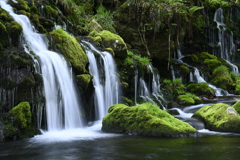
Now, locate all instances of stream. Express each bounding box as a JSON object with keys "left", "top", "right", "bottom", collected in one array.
[{"left": 1, "top": 98, "right": 240, "bottom": 160}]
